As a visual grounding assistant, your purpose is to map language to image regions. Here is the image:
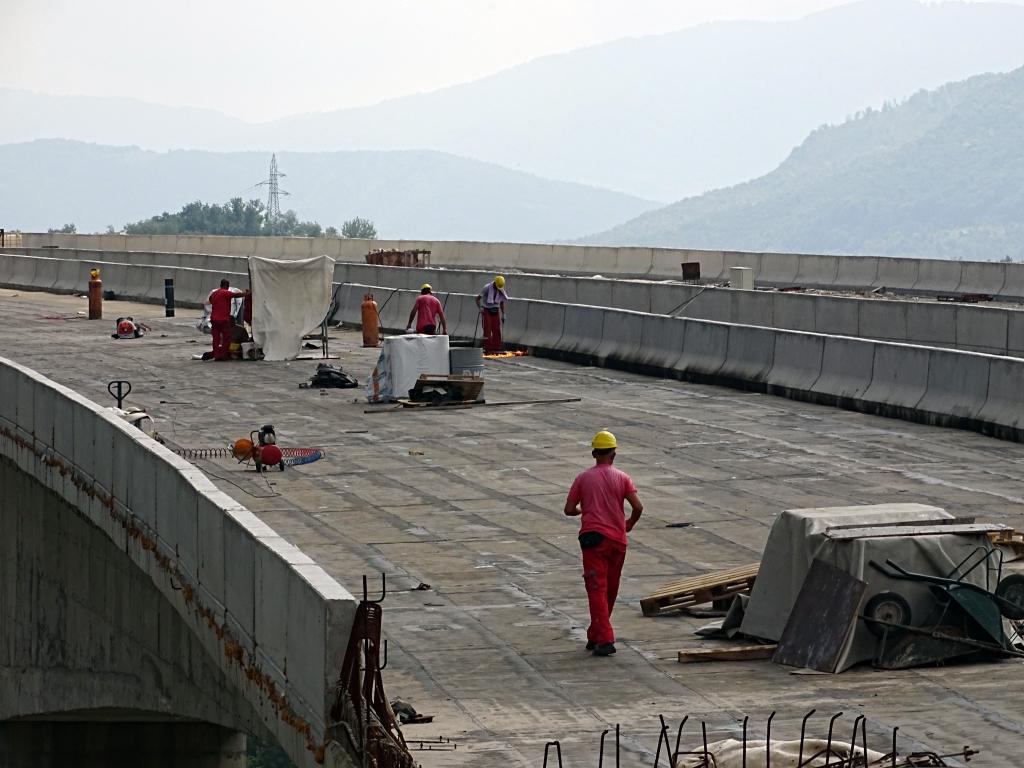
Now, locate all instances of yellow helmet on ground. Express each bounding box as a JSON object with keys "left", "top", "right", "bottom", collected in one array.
[
  {"left": 494, "top": 275, "right": 506, "bottom": 289},
  {"left": 591, "top": 430, "right": 617, "bottom": 450},
  {"left": 421, "top": 283, "right": 432, "bottom": 292}
]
